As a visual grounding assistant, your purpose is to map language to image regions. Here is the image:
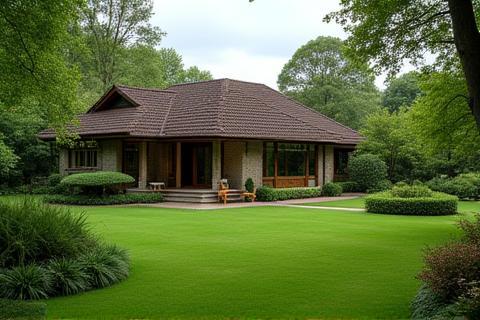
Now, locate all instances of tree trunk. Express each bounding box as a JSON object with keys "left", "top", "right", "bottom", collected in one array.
[{"left": 448, "top": 0, "right": 480, "bottom": 129}]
